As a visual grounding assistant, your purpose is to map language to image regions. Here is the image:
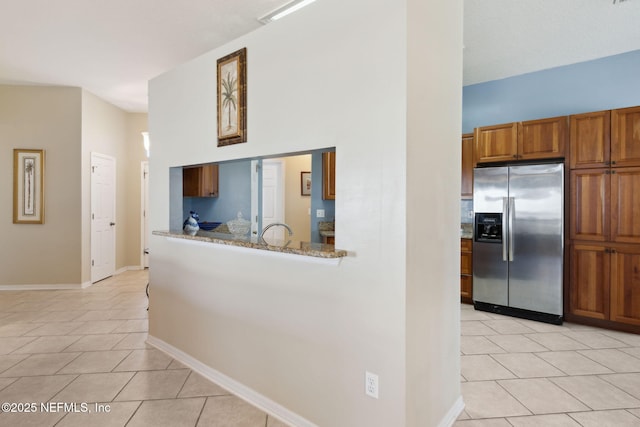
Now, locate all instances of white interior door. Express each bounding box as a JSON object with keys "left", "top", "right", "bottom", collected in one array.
[
  {"left": 261, "top": 159, "right": 285, "bottom": 241},
  {"left": 141, "top": 161, "right": 149, "bottom": 268},
  {"left": 91, "top": 153, "right": 116, "bottom": 283}
]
